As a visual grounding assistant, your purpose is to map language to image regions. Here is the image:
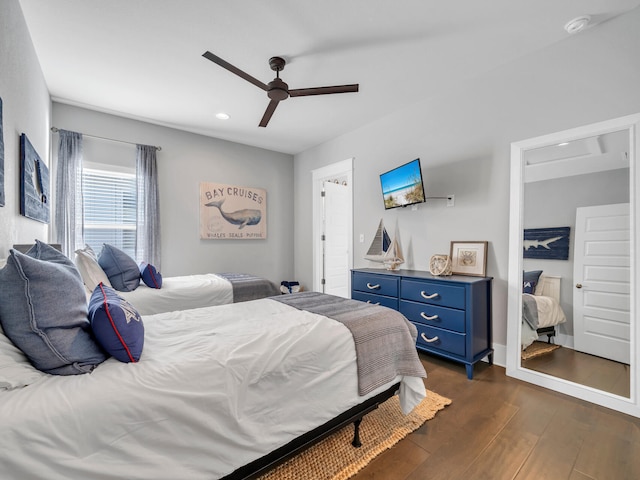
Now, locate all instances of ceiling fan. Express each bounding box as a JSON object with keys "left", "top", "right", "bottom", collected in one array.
[{"left": 202, "top": 51, "right": 359, "bottom": 127}]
